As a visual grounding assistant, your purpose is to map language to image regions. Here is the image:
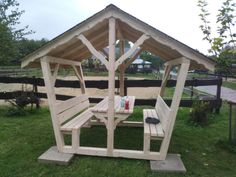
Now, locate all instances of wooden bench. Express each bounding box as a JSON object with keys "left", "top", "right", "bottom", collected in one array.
[
  {"left": 55, "top": 94, "right": 93, "bottom": 132},
  {"left": 143, "top": 95, "right": 171, "bottom": 153}
]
